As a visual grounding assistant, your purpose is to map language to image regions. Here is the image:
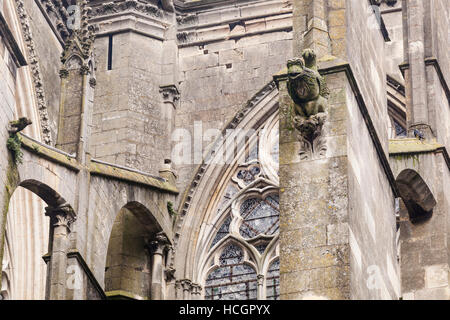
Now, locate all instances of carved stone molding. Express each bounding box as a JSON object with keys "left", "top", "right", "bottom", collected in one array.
[
  {"left": 14, "top": 0, "right": 52, "bottom": 144},
  {"left": 59, "top": 1, "right": 95, "bottom": 77},
  {"left": 191, "top": 283, "right": 202, "bottom": 296},
  {"left": 287, "top": 49, "right": 329, "bottom": 160},
  {"left": 45, "top": 203, "right": 77, "bottom": 231},
  {"left": 38, "top": 0, "right": 71, "bottom": 41},
  {"left": 88, "top": 0, "right": 166, "bottom": 19}
]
